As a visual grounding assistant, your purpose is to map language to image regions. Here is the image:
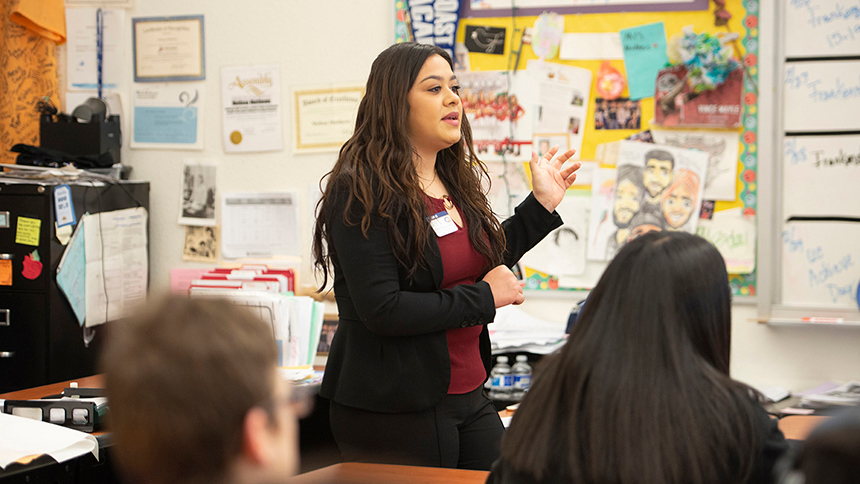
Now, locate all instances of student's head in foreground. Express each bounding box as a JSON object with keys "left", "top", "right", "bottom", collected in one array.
[
  {"left": 786, "top": 404, "right": 860, "bottom": 484},
  {"left": 102, "top": 295, "right": 301, "bottom": 484},
  {"left": 501, "top": 231, "right": 769, "bottom": 483}
]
